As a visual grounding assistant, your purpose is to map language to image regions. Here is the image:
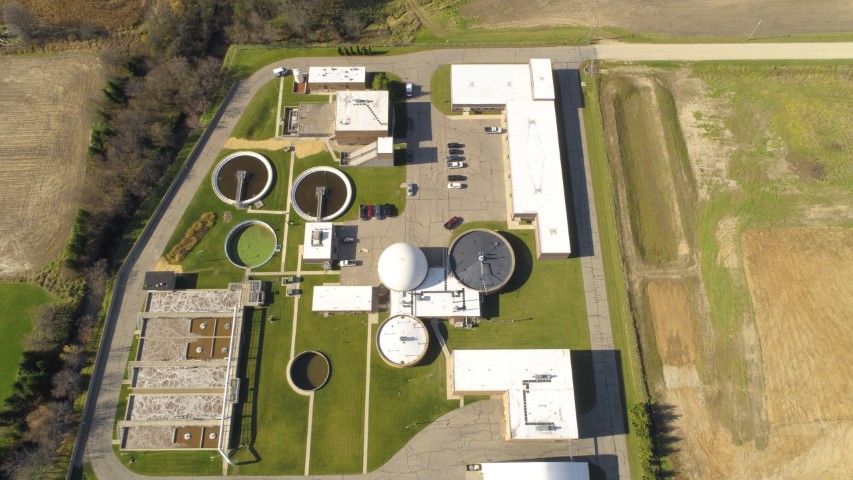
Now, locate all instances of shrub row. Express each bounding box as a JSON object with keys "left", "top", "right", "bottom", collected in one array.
[{"left": 165, "top": 212, "right": 217, "bottom": 264}]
